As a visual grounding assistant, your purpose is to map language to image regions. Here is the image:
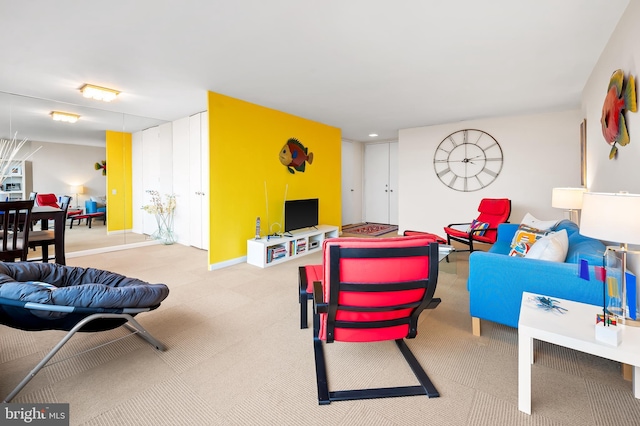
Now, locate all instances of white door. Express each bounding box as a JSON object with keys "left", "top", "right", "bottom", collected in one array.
[
  {"left": 172, "top": 117, "right": 190, "bottom": 245},
  {"left": 341, "top": 140, "right": 362, "bottom": 225},
  {"left": 364, "top": 142, "right": 398, "bottom": 225},
  {"left": 389, "top": 142, "right": 399, "bottom": 225},
  {"left": 199, "top": 112, "right": 209, "bottom": 251},
  {"left": 364, "top": 143, "right": 390, "bottom": 224},
  {"left": 189, "top": 113, "right": 204, "bottom": 249}
]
